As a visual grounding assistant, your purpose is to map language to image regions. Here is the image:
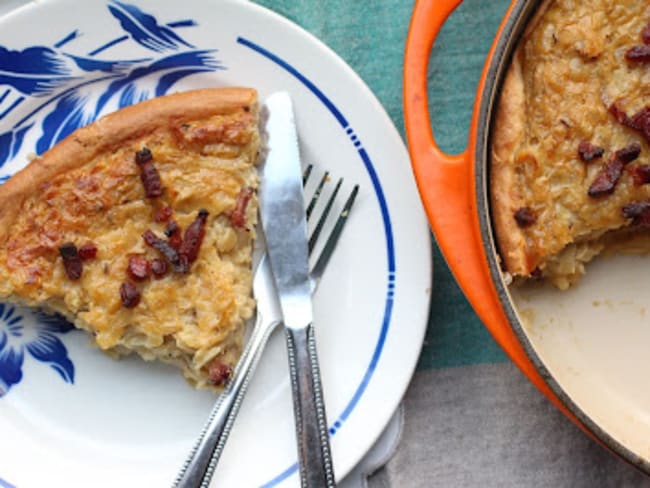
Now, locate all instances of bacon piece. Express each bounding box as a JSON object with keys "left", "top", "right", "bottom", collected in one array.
[
  {"left": 514, "top": 207, "right": 536, "bottom": 227},
  {"left": 179, "top": 209, "right": 209, "bottom": 264},
  {"left": 609, "top": 102, "right": 635, "bottom": 127},
  {"left": 208, "top": 359, "right": 232, "bottom": 386},
  {"left": 120, "top": 281, "right": 141, "bottom": 308},
  {"left": 144, "top": 211, "right": 209, "bottom": 273},
  {"left": 135, "top": 147, "right": 162, "bottom": 198},
  {"left": 127, "top": 255, "right": 150, "bottom": 281},
  {"left": 631, "top": 107, "right": 650, "bottom": 143},
  {"left": 135, "top": 147, "right": 153, "bottom": 164},
  {"left": 622, "top": 201, "right": 650, "bottom": 226},
  {"left": 151, "top": 258, "right": 168, "bottom": 279},
  {"left": 230, "top": 187, "right": 254, "bottom": 228},
  {"left": 164, "top": 220, "right": 182, "bottom": 250},
  {"left": 577, "top": 141, "right": 604, "bottom": 162},
  {"left": 78, "top": 242, "right": 97, "bottom": 260},
  {"left": 616, "top": 143, "right": 642, "bottom": 163},
  {"left": 58, "top": 242, "right": 82, "bottom": 280},
  {"left": 153, "top": 206, "right": 173, "bottom": 223},
  {"left": 142, "top": 229, "right": 186, "bottom": 273},
  {"left": 588, "top": 144, "right": 641, "bottom": 197},
  {"left": 630, "top": 164, "right": 650, "bottom": 185},
  {"left": 589, "top": 158, "right": 627, "bottom": 197},
  {"left": 609, "top": 103, "right": 650, "bottom": 143},
  {"left": 625, "top": 45, "right": 650, "bottom": 64}
]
